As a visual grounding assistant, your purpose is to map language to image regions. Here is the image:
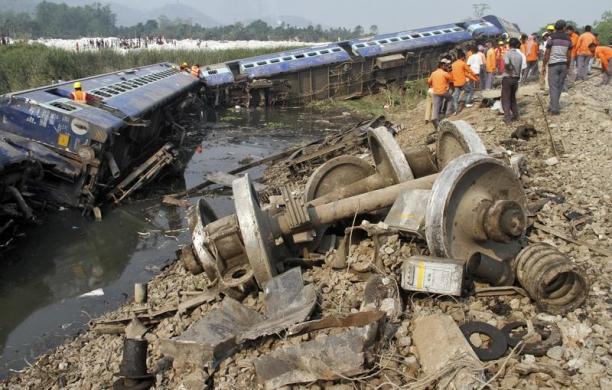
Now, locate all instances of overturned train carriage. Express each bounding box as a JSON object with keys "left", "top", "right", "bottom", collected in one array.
[
  {"left": 0, "top": 63, "right": 202, "bottom": 210},
  {"left": 200, "top": 15, "right": 521, "bottom": 107}
]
